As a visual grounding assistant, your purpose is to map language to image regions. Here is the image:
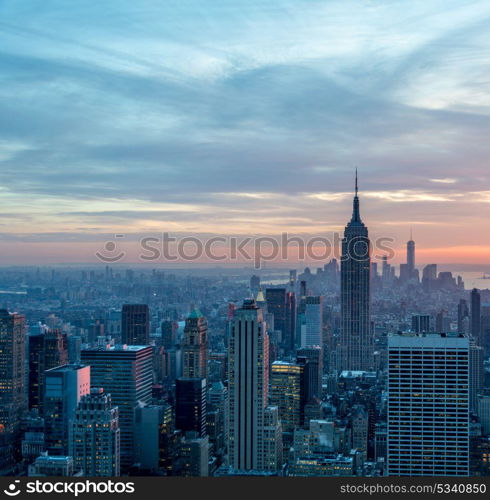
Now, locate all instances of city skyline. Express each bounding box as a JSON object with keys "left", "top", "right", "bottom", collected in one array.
[{"left": 1, "top": 1, "right": 490, "bottom": 265}]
